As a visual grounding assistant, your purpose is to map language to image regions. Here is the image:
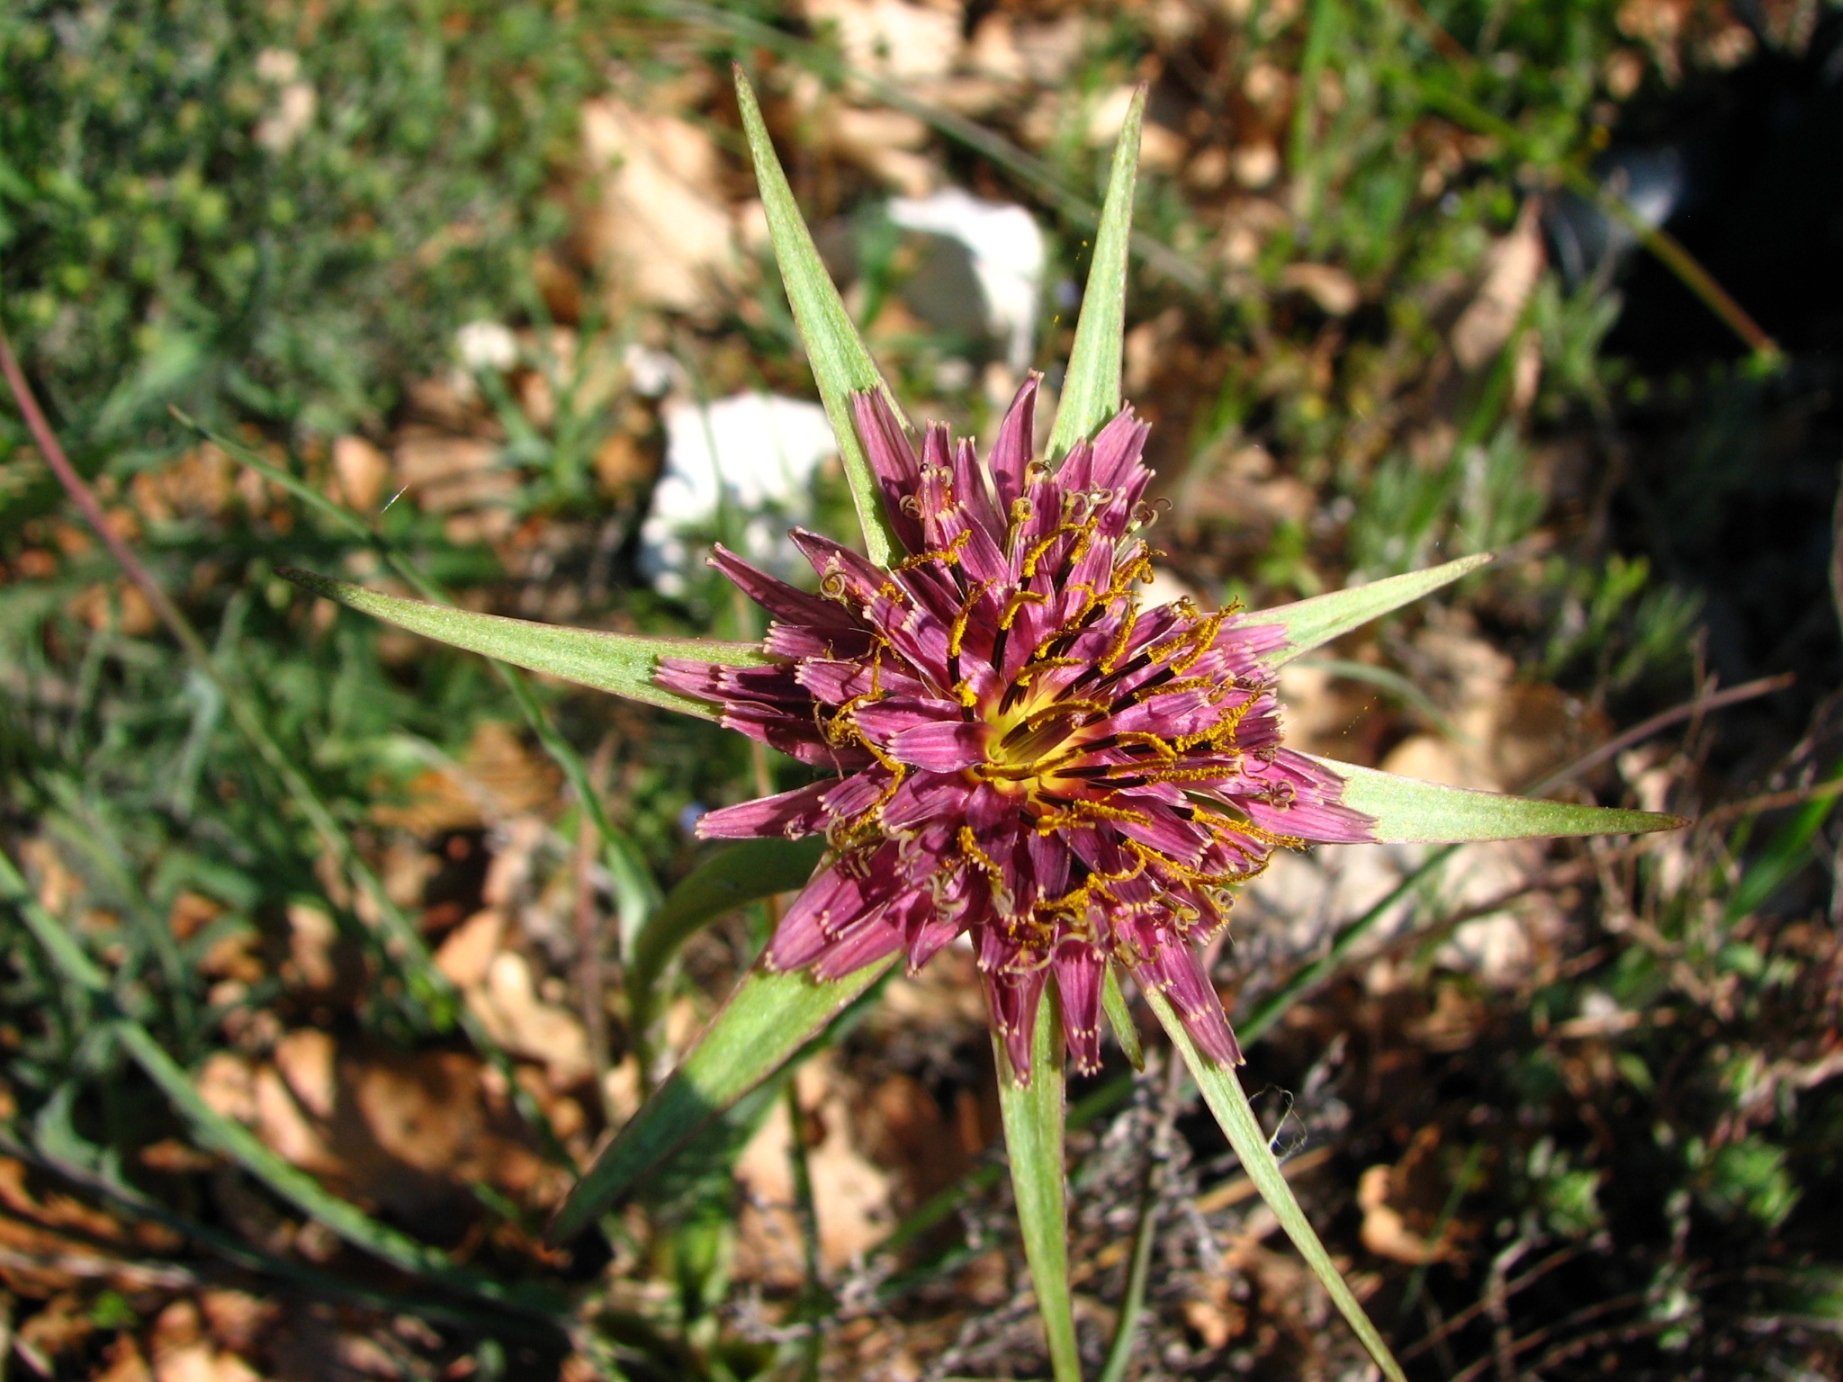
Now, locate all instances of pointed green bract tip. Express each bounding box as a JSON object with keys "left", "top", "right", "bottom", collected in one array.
[
  {"left": 1047, "top": 84, "right": 1147, "bottom": 461},
  {"left": 1313, "top": 755, "right": 1689, "bottom": 844},
  {"left": 281, "top": 567, "right": 766, "bottom": 720},
  {"left": 733, "top": 66, "right": 906, "bottom": 568},
  {"left": 1255, "top": 552, "right": 1495, "bottom": 667}
]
